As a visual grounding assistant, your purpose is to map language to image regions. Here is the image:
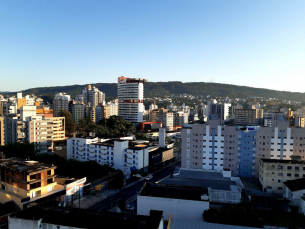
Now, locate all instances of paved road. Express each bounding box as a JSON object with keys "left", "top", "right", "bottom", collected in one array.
[{"left": 87, "top": 162, "right": 179, "bottom": 211}]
